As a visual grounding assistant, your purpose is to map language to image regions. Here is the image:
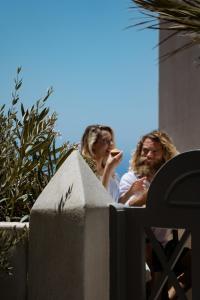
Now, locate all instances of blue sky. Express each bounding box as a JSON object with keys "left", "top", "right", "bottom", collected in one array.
[{"left": 0, "top": 0, "right": 158, "bottom": 175}]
